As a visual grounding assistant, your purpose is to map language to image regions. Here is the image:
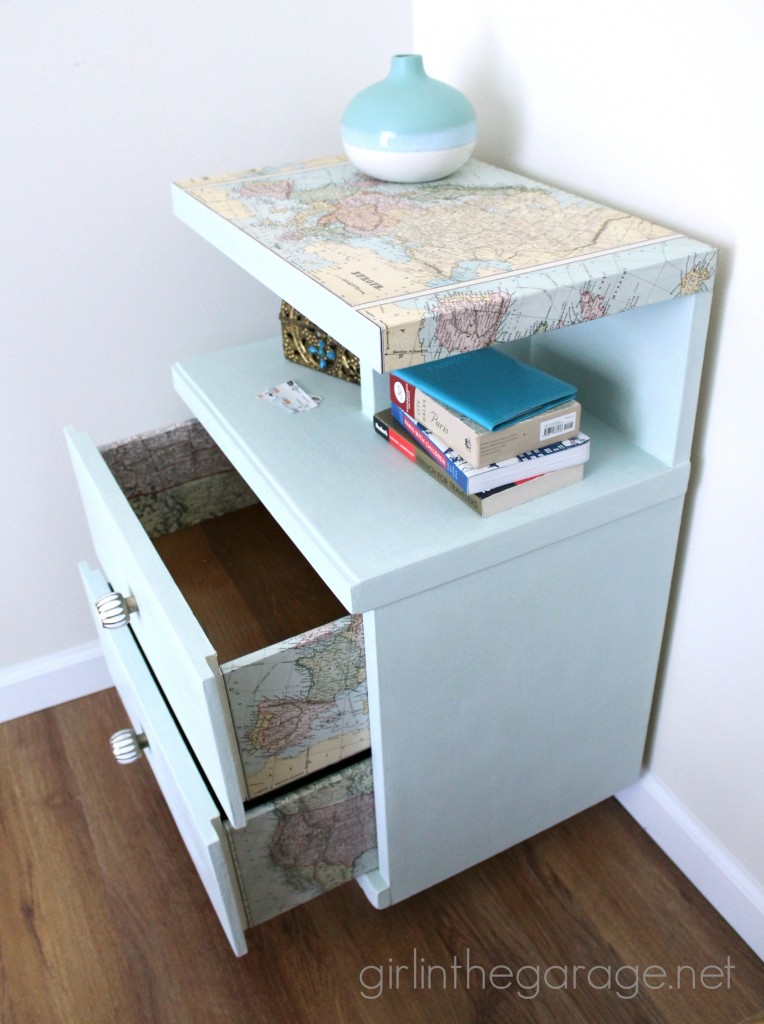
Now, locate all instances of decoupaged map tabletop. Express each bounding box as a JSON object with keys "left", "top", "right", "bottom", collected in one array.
[{"left": 175, "top": 156, "right": 716, "bottom": 371}]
